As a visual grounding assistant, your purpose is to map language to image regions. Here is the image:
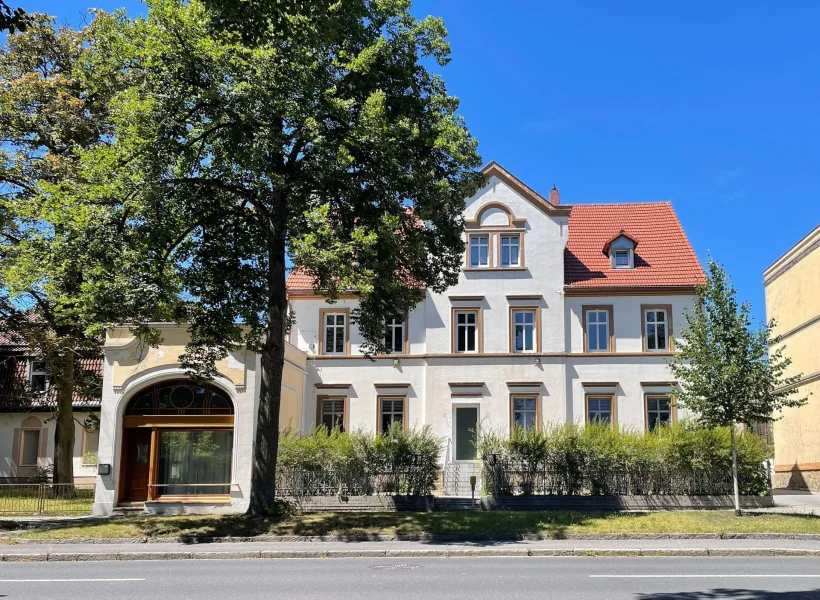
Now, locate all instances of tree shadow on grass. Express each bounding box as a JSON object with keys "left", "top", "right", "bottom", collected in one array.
[{"left": 638, "top": 589, "right": 820, "bottom": 599}]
